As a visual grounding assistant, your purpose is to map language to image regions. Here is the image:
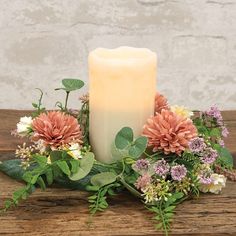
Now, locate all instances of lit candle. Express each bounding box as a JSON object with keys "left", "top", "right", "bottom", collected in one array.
[{"left": 89, "top": 46, "right": 157, "bottom": 163}]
